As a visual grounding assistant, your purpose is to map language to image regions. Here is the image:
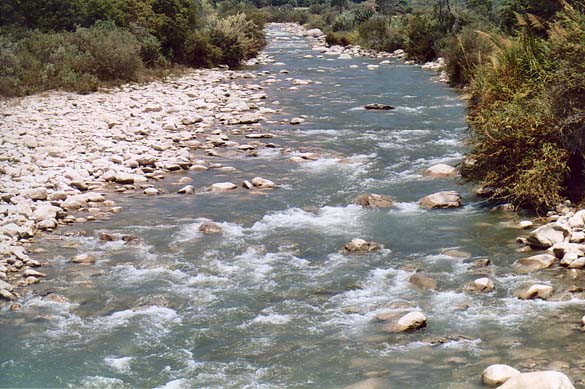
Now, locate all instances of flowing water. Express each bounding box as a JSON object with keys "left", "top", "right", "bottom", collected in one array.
[{"left": 2, "top": 25, "right": 585, "bottom": 389}]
